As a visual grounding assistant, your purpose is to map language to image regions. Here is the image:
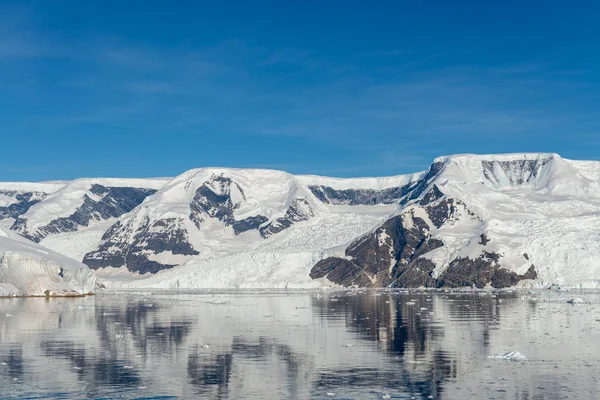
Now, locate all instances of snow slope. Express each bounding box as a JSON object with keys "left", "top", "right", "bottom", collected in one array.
[
  {"left": 0, "top": 227, "right": 96, "bottom": 296},
  {"left": 0, "top": 178, "right": 170, "bottom": 258},
  {"left": 313, "top": 153, "right": 600, "bottom": 289},
  {"left": 4, "top": 153, "right": 600, "bottom": 290},
  {"left": 86, "top": 167, "right": 401, "bottom": 279},
  {"left": 430, "top": 153, "right": 600, "bottom": 287}
]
